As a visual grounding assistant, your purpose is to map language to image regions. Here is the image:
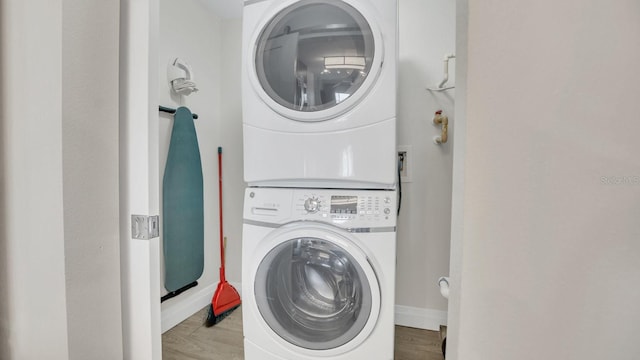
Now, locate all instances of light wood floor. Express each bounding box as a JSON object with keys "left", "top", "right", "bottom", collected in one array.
[{"left": 162, "top": 306, "right": 444, "bottom": 360}]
